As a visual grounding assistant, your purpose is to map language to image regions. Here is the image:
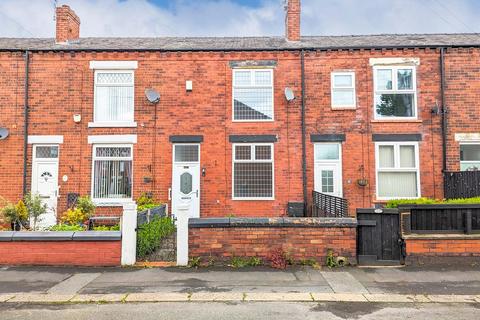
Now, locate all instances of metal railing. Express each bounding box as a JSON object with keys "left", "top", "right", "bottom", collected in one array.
[{"left": 312, "top": 190, "right": 348, "bottom": 217}]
